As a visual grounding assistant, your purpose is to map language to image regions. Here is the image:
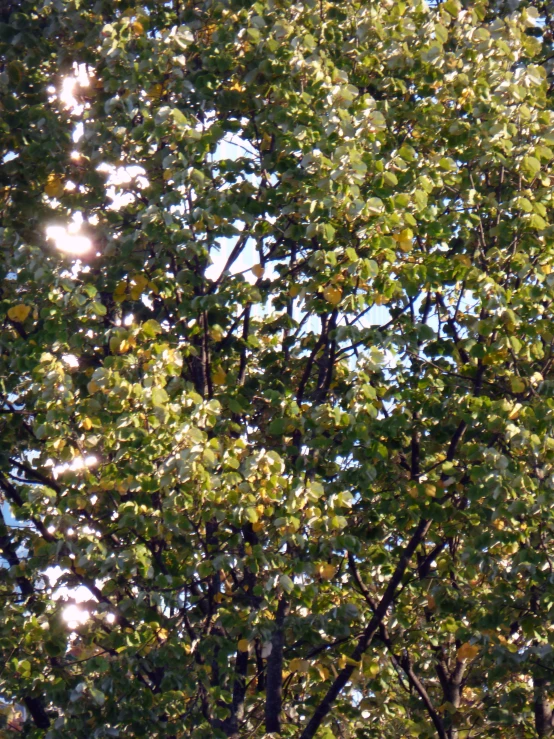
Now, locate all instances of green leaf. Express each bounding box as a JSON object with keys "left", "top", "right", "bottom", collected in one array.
[
  {"left": 142, "top": 319, "right": 162, "bottom": 337},
  {"left": 522, "top": 155, "right": 541, "bottom": 179},
  {"left": 152, "top": 387, "right": 169, "bottom": 406},
  {"left": 90, "top": 301, "right": 107, "bottom": 316},
  {"left": 279, "top": 574, "right": 294, "bottom": 593}
]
